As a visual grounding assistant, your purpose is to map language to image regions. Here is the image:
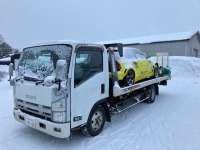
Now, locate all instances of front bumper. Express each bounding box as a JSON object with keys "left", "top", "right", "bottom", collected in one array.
[{"left": 13, "top": 109, "right": 70, "bottom": 138}]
